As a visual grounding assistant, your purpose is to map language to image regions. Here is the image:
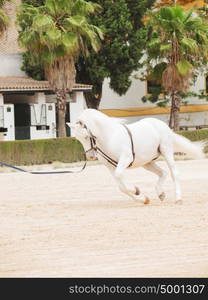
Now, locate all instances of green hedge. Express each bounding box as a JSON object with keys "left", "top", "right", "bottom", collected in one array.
[
  {"left": 178, "top": 129, "right": 208, "bottom": 153},
  {"left": 178, "top": 129, "right": 208, "bottom": 142},
  {"left": 0, "top": 129, "right": 208, "bottom": 166},
  {"left": 0, "top": 137, "right": 85, "bottom": 166}
]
